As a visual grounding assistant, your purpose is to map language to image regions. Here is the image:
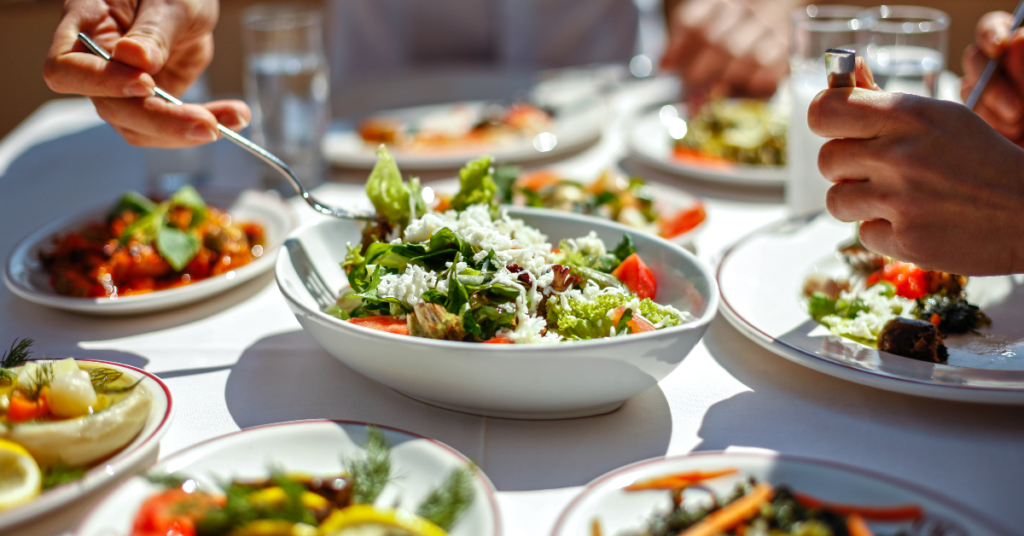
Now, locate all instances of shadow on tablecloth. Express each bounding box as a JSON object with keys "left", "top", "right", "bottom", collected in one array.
[{"left": 224, "top": 329, "right": 673, "bottom": 491}]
